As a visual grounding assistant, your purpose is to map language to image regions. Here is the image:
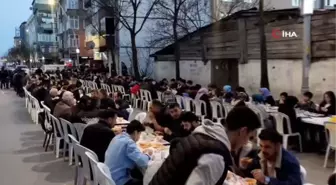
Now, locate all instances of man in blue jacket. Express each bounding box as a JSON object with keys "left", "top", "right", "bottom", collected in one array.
[
  {"left": 244, "top": 128, "right": 302, "bottom": 185},
  {"left": 105, "top": 120, "right": 150, "bottom": 185}
]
